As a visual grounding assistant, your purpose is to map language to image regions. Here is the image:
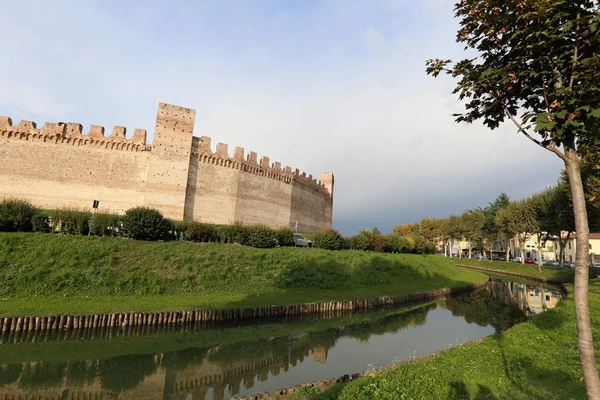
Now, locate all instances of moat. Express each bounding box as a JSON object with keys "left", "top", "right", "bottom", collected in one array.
[{"left": 0, "top": 279, "right": 563, "bottom": 400}]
